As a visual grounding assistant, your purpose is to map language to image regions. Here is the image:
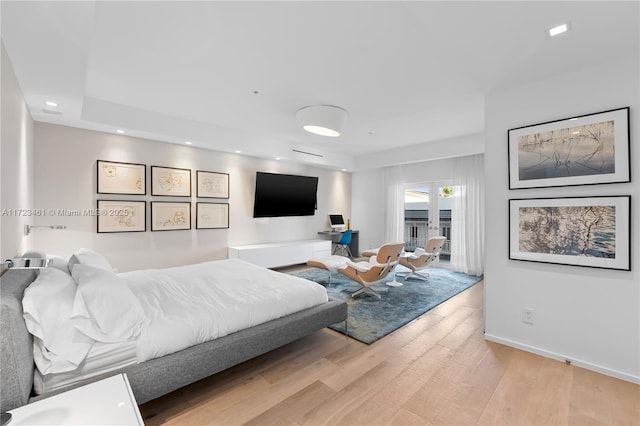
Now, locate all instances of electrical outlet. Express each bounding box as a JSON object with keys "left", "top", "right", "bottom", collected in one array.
[{"left": 522, "top": 307, "right": 535, "bottom": 325}]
